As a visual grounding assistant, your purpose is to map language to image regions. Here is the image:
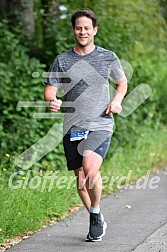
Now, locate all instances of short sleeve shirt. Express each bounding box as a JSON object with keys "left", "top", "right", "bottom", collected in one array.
[{"left": 44, "top": 46, "right": 125, "bottom": 134}]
